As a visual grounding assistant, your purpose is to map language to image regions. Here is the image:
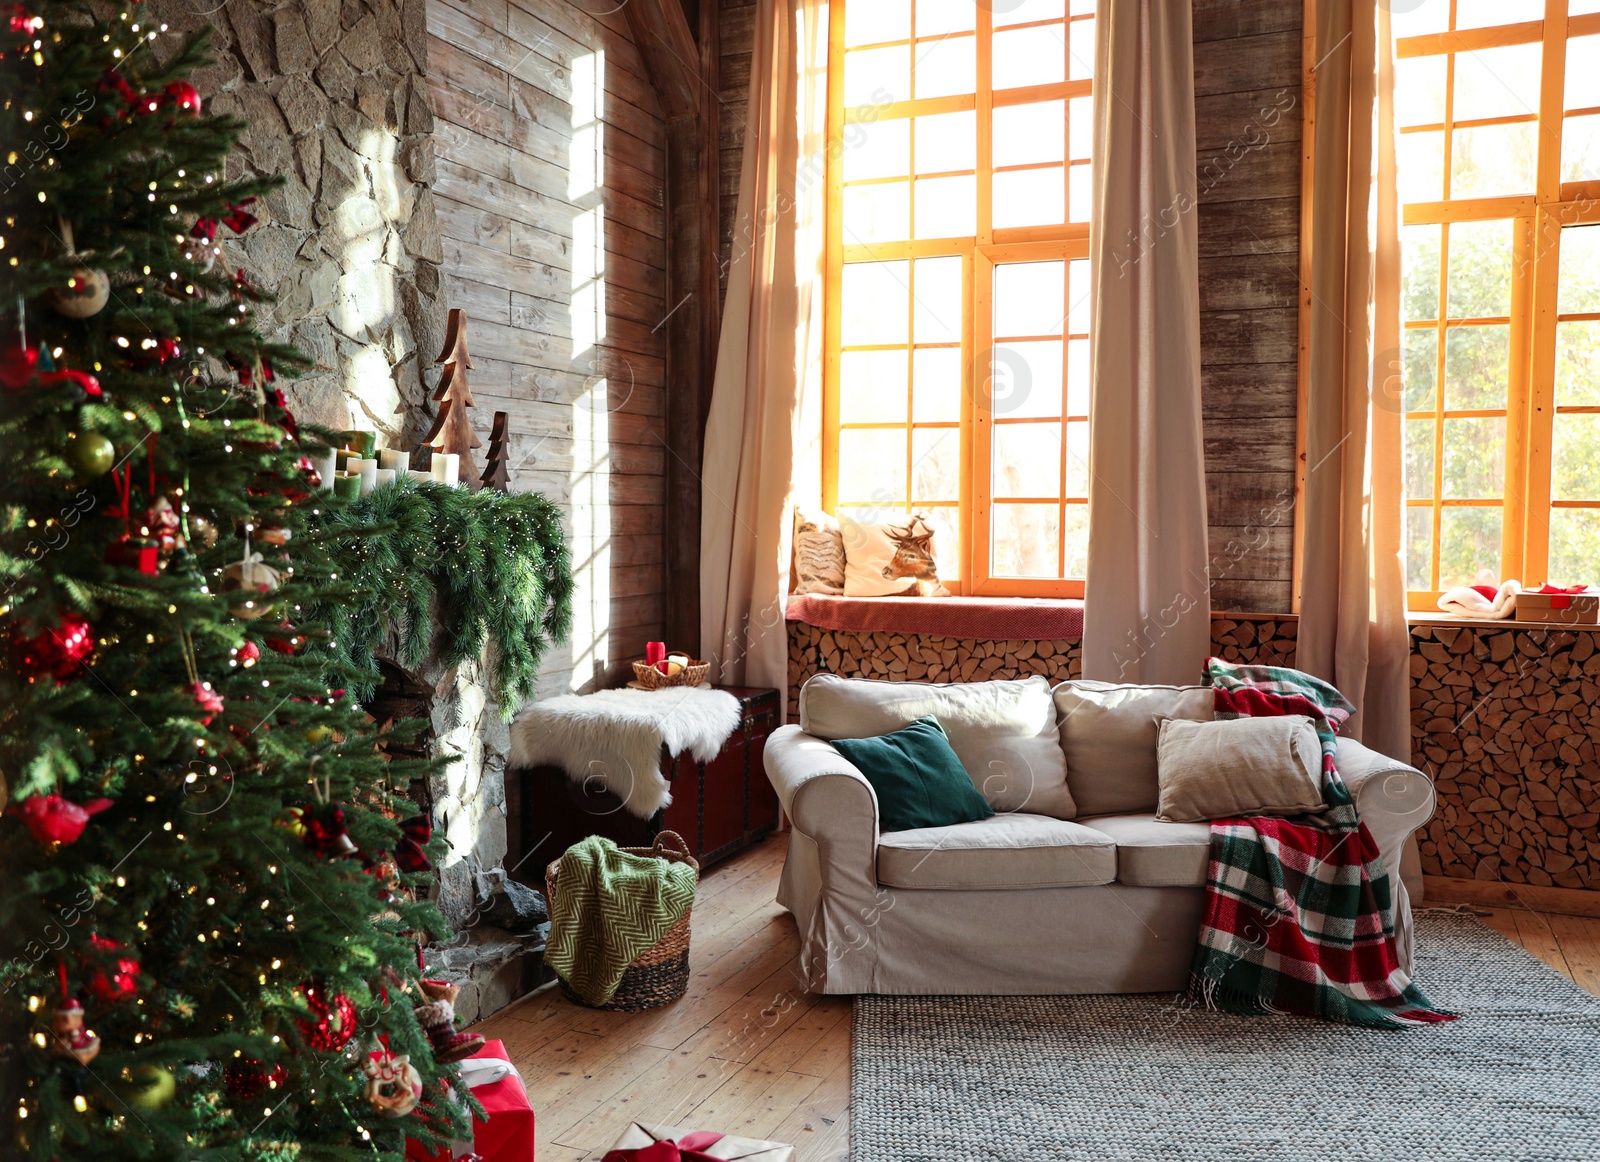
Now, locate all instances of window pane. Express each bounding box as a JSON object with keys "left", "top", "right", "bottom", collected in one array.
[
  {"left": 1069, "top": 18, "right": 1094, "bottom": 80},
  {"left": 1068, "top": 163, "right": 1092, "bottom": 223},
  {"left": 1446, "top": 219, "right": 1513, "bottom": 319},
  {"left": 841, "top": 262, "right": 909, "bottom": 346},
  {"left": 993, "top": 26, "right": 1066, "bottom": 89},
  {"left": 1402, "top": 224, "right": 1442, "bottom": 320},
  {"left": 914, "top": 35, "right": 976, "bottom": 99},
  {"left": 838, "top": 429, "right": 907, "bottom": 502},
  {"left": 1439, "top": 507, "right": 1501, "bottom": 589},
  {"left": 1548, "top": 508, "right": 1600, "bottom": 587},
  {"left": 1404, "top": 328, "right": 1438, "bottom": 411},
  {"left": 843, "top": 118, "right": 909, "bottom": 181},
  {"left": 994, "top": 101, "right": 1065, "bottom": 168},
  {"left": 844, "top": 45, "right": 910, "bottom": 107},
  {"left": 1066, "top": 338, "right": 1089, "bottom": 415},
  {"left": 912, "top": 348, "right": 962, "bottom": 422},
  {"left": 993, "top": 168, "right": 1065, "bottom": 228},
  {"left": 839, "top": 350, "right": 908, "bottom": 424},
  {"left": 912, "top": 256, "right": 963, "bottom": 343},
  {"left": 1451, "top": 123, "right": 1536, "bottom": 198},
  {"left": 1444, "top": 324, "right": 1509, "bottom": 410},
  {"left": 1561, "top": 113, "right": 1600, "bottom": 183},
  {"left": 912, "top": 427, "right": 960, "bottom": 501},
  {"left": 990, "top": 341, "right": 1063, "bottom": 418},
  {"left": 1452, "top": 44, "right": 1541, "bottom": 122},
  {"left": 1069, "top": 96, "right": 1092, "bottom": 160},
  {"left": 992, "top": 503, "right": 1060, "bottom": 577},
  {"left": 915, "top": 0, "right": 974, "bottom": 37},
  {"left": 1067, "top": 260, "right": 1090, "bottom": 332},
  {"left": 846, "top": 0, "right": 909, "bottom": 47},
  {"left": 1442, "top": 417, "right": 1506, "bottom": 498},
  {"left": 1567, "top": 34, "right": 1600, "bottom": 111},
  {"left": 1405, "top": 420, "right": 1436, "bottom": 500},
  {"left": 914, "top": 110, "right": 975, "bottom": 174},
  {"left": 914, "top": 175, "right": 975, "bottom": 238},
  {"left": 1553, "top": 414, "right": 1600, "bottom": 500},
  {"left": 1453, "top": 0, "right": 1517, "bottom": 30},
  {"left": 995, "top": 0, "right": 1065, "bottom": 26},
  {"left": 1555, "top": 320, "right": 1600, "bottom": 407},
  {"left": 1398, "top": 130, "right": 1446, "bottom": 203},
  {"left": 1558, "top": 225, "right": 1600, "bottom": 314},
  {"left": 1406, "top": 506, "right": 1436, "bottom": 591},
  {"left": 921, "top": 505, "right": 962, "bottom": 580},
  {"left": 993, "top": 422, "right": 1062, "bottom": 497},
  {"left": 1396, "top": 54, "right": 1447, "bottom": 127},
  {"left": 1392, "top": 0, "right": 1447, "bottom": 38},
  {"left": 1062, "top": 503, "right": 1089, "bottom": 578},
  {"left": 843, "top": 181, "right": 910, "bottom": 243},
  {"left": 995, "top": 261, "right": 1066, "bottom": 337},
  {"left": 1064, "top": 419, "right": 1089, "bottom": 497}
]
